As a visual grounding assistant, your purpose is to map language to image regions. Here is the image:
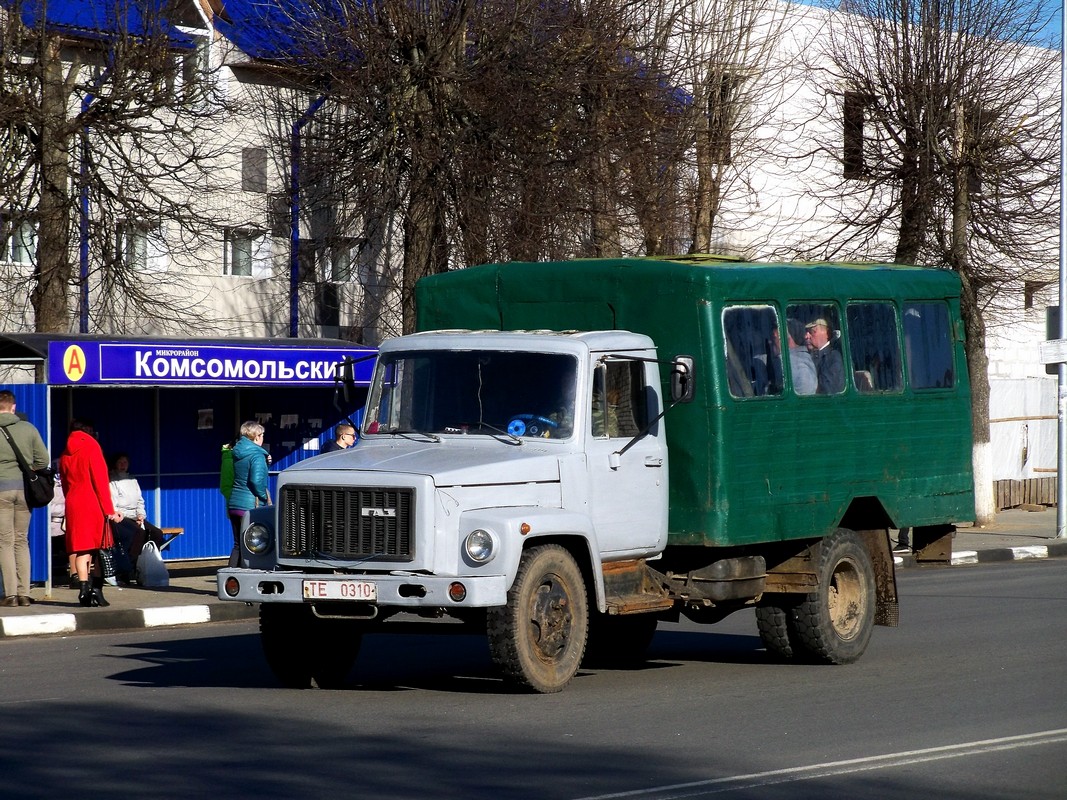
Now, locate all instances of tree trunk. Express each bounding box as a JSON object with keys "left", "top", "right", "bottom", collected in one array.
[
  {"left": 951, "top": 105, "right": 994, "bottom": 524},
  {"left": 401, "top": 168, "right": 447, "bottom": 334},
  {"left": 31, "top": 36, "right": 73, "bottom": 333},
  {"left": 893, "top": 143, "right": 930, "bottom": 264},
  {"left": 589, "top": 134, "right": 621, "bottom": 258}
]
